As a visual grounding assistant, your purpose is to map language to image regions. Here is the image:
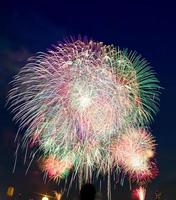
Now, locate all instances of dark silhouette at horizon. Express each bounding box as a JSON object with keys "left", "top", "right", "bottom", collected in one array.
[{"left": 80, "top": 183, "right": 96, "bottom": 200}]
